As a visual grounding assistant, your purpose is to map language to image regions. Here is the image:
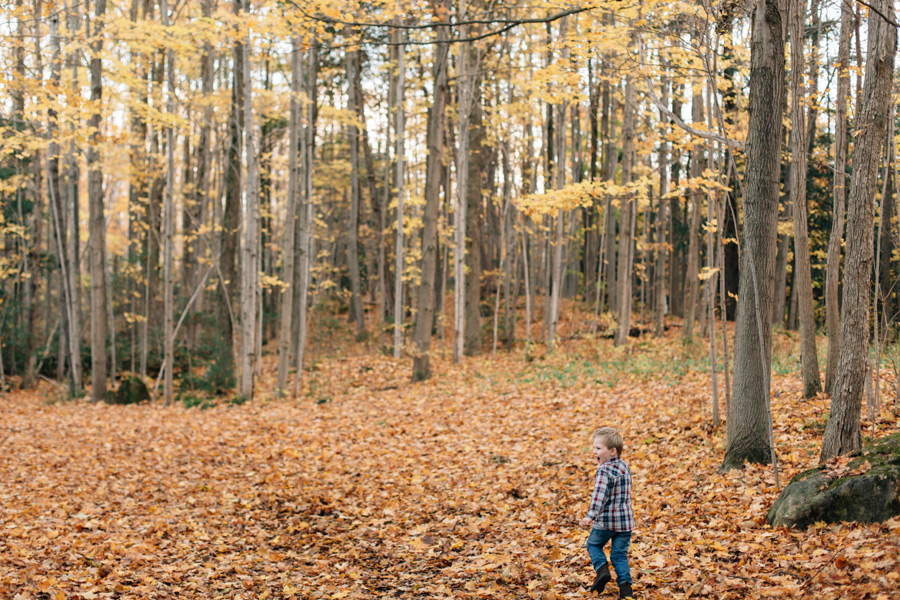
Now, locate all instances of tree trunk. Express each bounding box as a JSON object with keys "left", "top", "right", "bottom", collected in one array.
[
  {"left": 465, "top": 97, "right": 485, "bottom": 356},
  {"left": 454, "top": 2, "right": 476, "bottom": 363},
  {"left": 218, "top": 0, "right": 243, "bottom": 392},
  {"left": 614, "top": 77, "right": 636, "bottom": 347},
  {"left": 654, "top": 78, "right": 669, "bottom": 337},
  {"left": 276, "top": 38, "right": 302, "bottom": 397},
  {"left": 602, "top": 84, "right": 619, "bottom": 315},
  {"left": 65, "top": 3, "right": 83, "bottom": 394},
  {"left": 47, "top": 9, "right": 74, "bottom": 387},
  {"left": 789, "top": 0, "right": 822, "bottom": 398},
  {"left": 393, "top": 31, "right": 406, "bottom": 358},
  {"left": 239, "top": 0, "right": 259, "bottom": 401},
  {"left": 88, "top": 0, "right": 108, "bottom": 402},
  {"left": 293, "top": 42, "right": 318, "bottom": 395},
  {"left": 723, "top": 0, "right": 785, "bottom": 470},
  {"left": 824, "top": 1, "right": 853, "bottom": 395},
  {"left": 669, "top": 89, "right": 684, "bottom": 319},
  {"left": 683, "top": 80, "right": 704, "bottom": 342},
  {"left": 345, "top": 47, "right": 366, "bottom": 338},
  {"left": 821, "top": 0, "right": 896, "bottom": 461},
  {"left": 412, "top": 11, "right": 448, "bottom": 381}
]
